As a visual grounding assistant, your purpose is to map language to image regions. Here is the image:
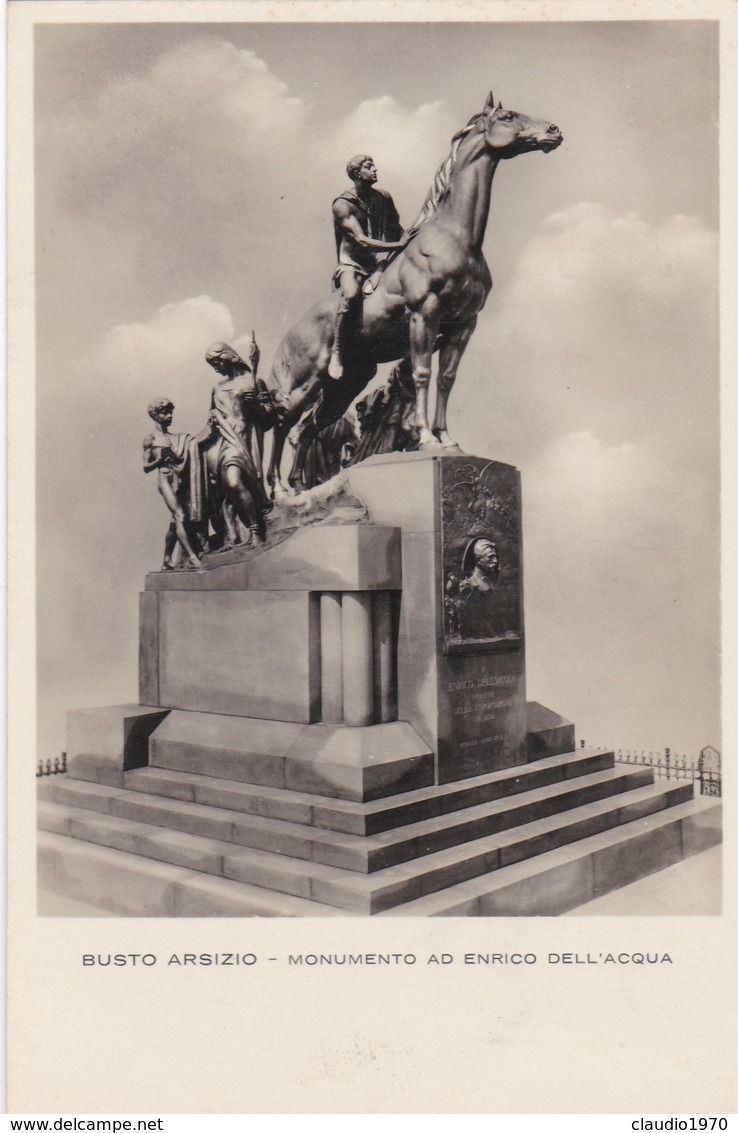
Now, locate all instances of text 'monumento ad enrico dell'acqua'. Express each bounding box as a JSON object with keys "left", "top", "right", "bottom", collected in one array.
[{"left": 37, "top": 92, "right": 721, "bottom": 917}]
